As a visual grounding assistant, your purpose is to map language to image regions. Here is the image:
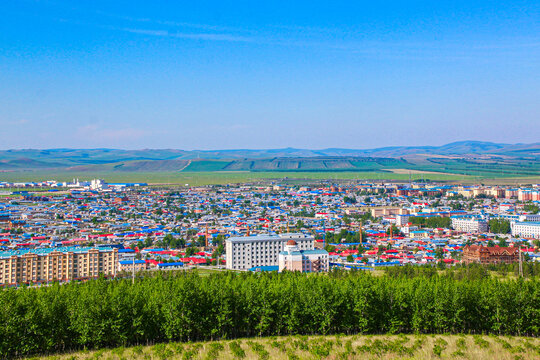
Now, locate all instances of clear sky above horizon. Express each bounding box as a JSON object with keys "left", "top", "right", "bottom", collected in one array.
[{"left": 1, "top": 1, "right": 539, "bottom": 150}]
